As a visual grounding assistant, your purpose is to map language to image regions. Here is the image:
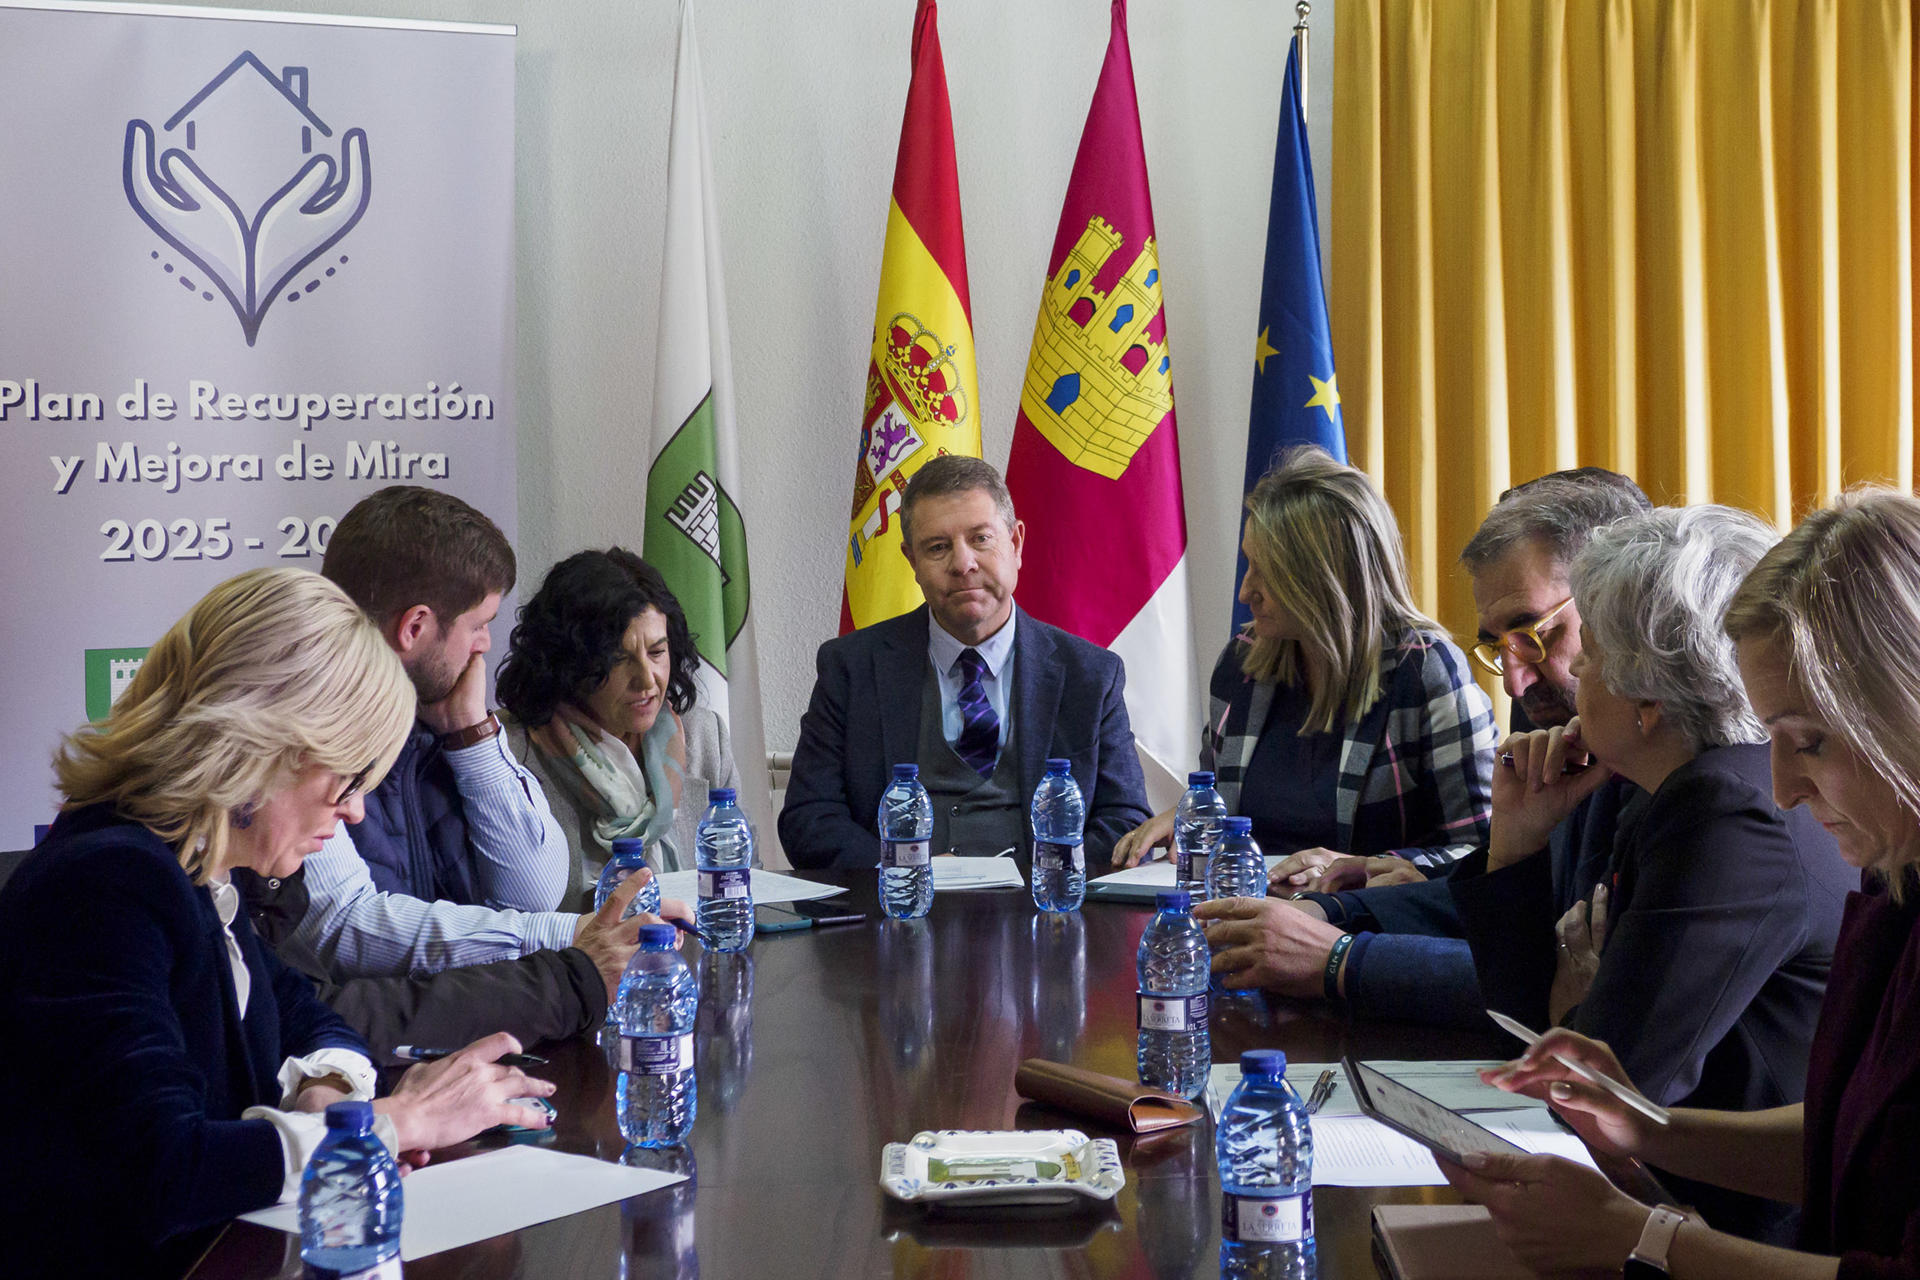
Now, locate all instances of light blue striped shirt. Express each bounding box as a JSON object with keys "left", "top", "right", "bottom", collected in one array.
[
  {"left": 287, "top": 729, "right": 579, "bottom": 979},
  {"left": 927, "top": 611, "right": 1015, "bottom": 763}
]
